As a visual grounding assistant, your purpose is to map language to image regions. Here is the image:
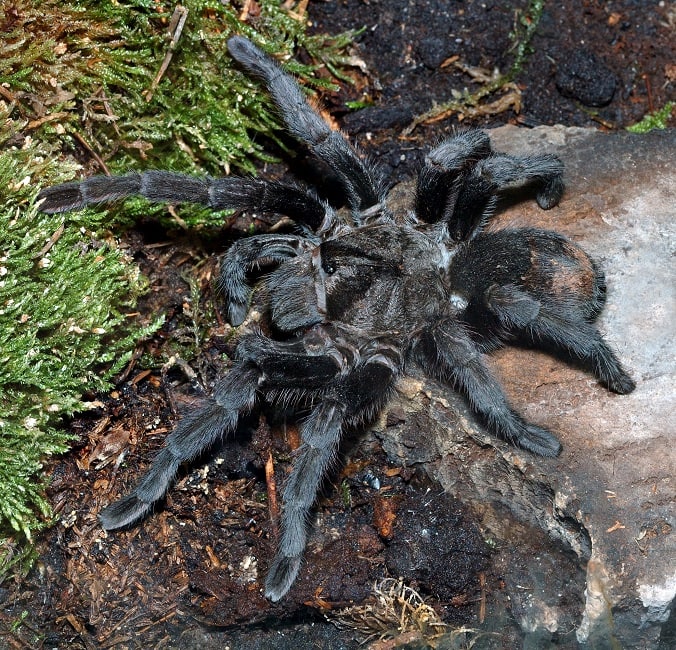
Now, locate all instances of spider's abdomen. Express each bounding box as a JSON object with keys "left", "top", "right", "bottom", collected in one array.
[
  {"left": 448, "top": 228, "right": 607, "bottom": 341},
  {"left": 520, "top": 230, "right": 606, "bottom": 320}
]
